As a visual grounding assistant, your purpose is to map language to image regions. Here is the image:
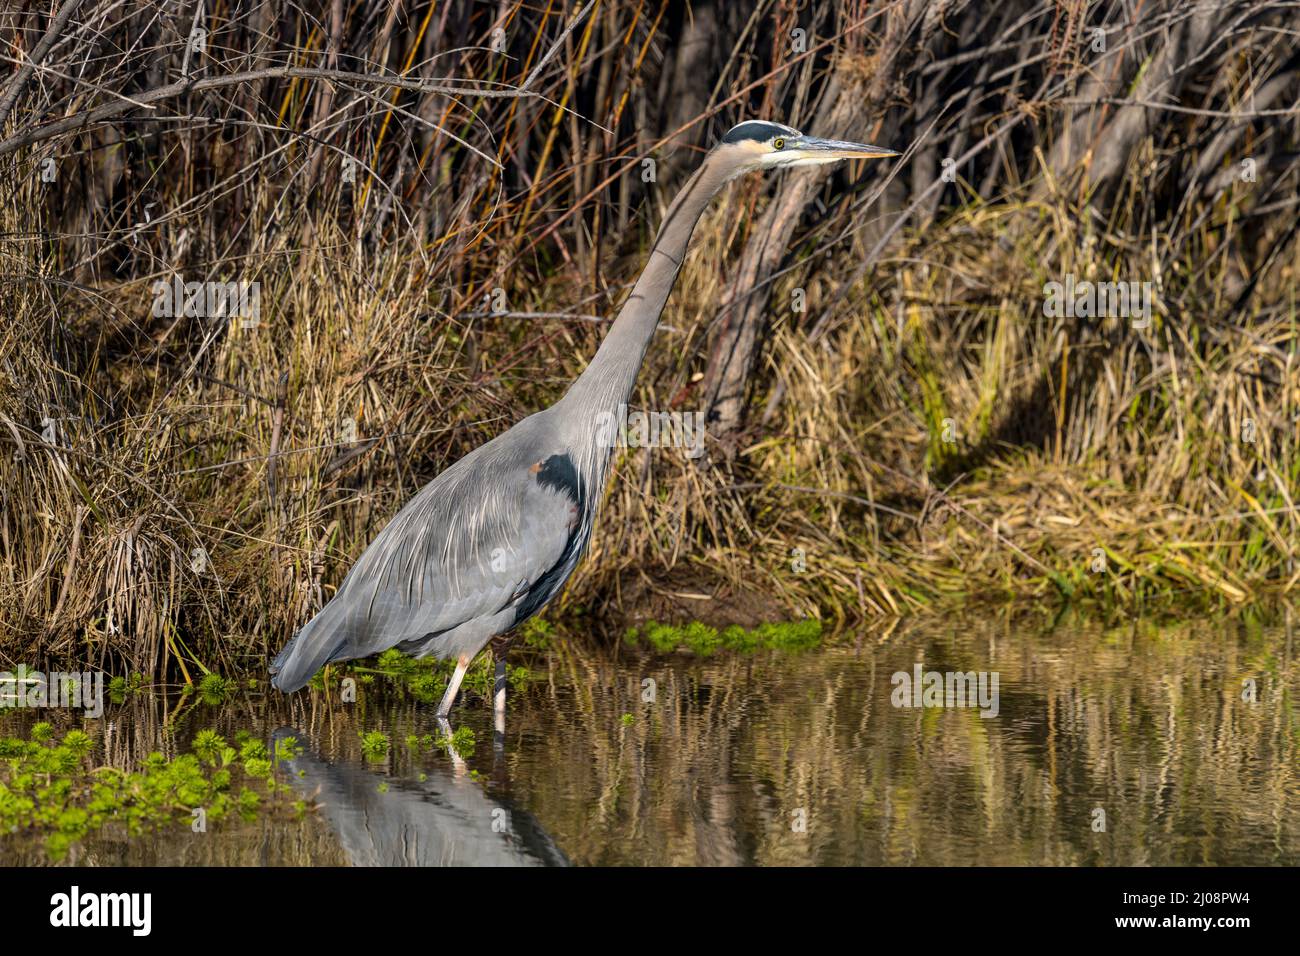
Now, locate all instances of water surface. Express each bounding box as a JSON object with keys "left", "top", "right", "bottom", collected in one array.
[{"left": 3, "top": 613, "right": 1297, "bottom": 865}]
